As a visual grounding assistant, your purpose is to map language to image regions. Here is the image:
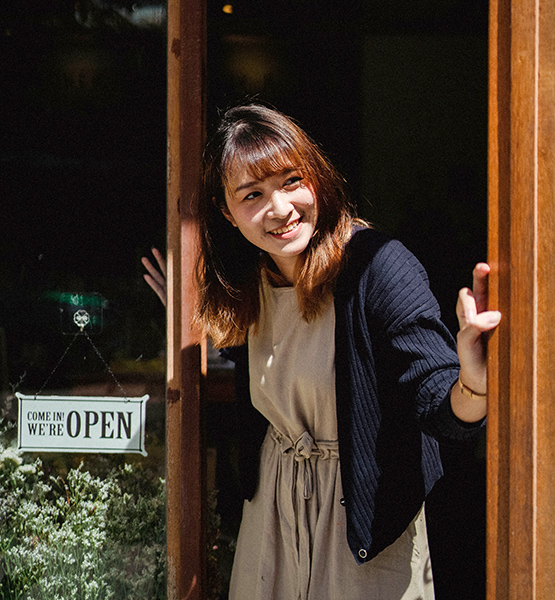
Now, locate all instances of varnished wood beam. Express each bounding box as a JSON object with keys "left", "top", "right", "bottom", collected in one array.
[
  {"left": 166, "top": 0, "right": 207, "bottom": 598},
  {"left": 488, "top": 0, "right": 555, "bottom": 598}
]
